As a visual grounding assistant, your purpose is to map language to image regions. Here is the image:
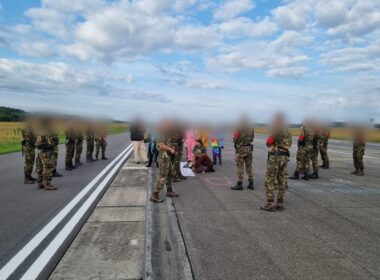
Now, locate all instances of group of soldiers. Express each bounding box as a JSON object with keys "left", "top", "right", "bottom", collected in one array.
[
  {"left": 149, "top": 116, "right": 367, "bottom": 212},
  {"left": 21, "top": 116, "right": 108, "bottom": 191}
]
